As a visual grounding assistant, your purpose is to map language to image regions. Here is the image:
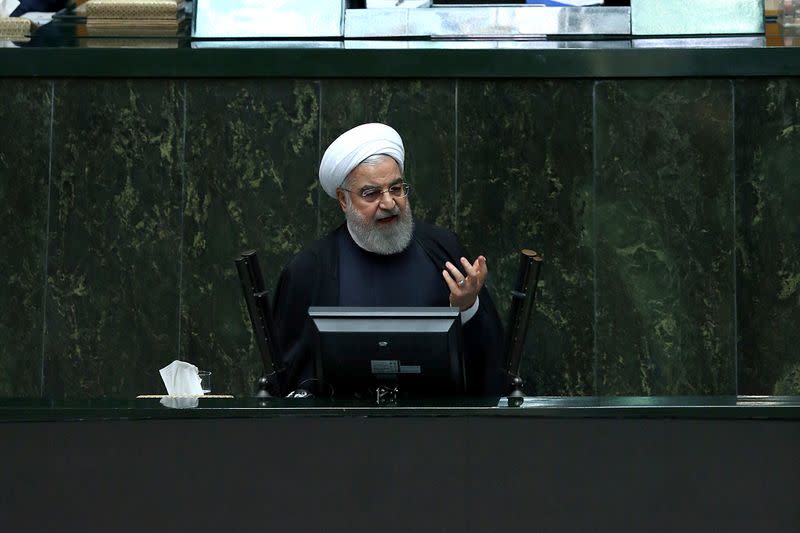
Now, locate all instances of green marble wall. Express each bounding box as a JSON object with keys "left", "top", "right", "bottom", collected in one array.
[
  {"left": 593, "top": 80, "right": 736, "bottom": 395},
  {"left": 736, "top": 79, "right": 800, "bottom": 395},
  {"left": 0, "top": 76, "right": 798, "bottom": 398},
  {"left": 182, "top": 80, "right": 319, "bottom": 396},
  {"left": 0, "top": 80, "right": 51, "bottom": 397},
  {"left": 457, "top": 80, "right": 595, "bottom": 396},
  {"left": 44, "top": 80, "right": 183, "bottom": 398}
]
